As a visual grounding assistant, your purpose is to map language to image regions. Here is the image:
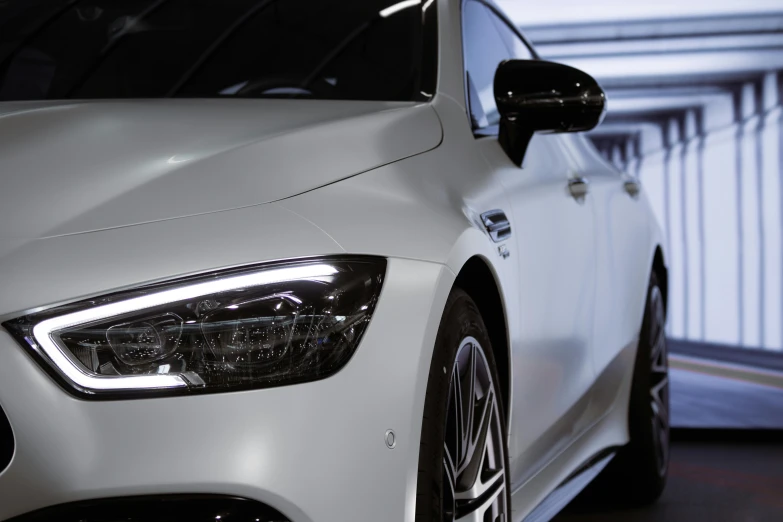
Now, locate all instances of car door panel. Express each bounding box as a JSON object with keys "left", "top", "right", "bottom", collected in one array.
[
  {"left": 477, "top": 135, "right": 598, "bottom": 489},
  {"left": 561, "top": 134, "right": 652, "bottom": 375}
]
